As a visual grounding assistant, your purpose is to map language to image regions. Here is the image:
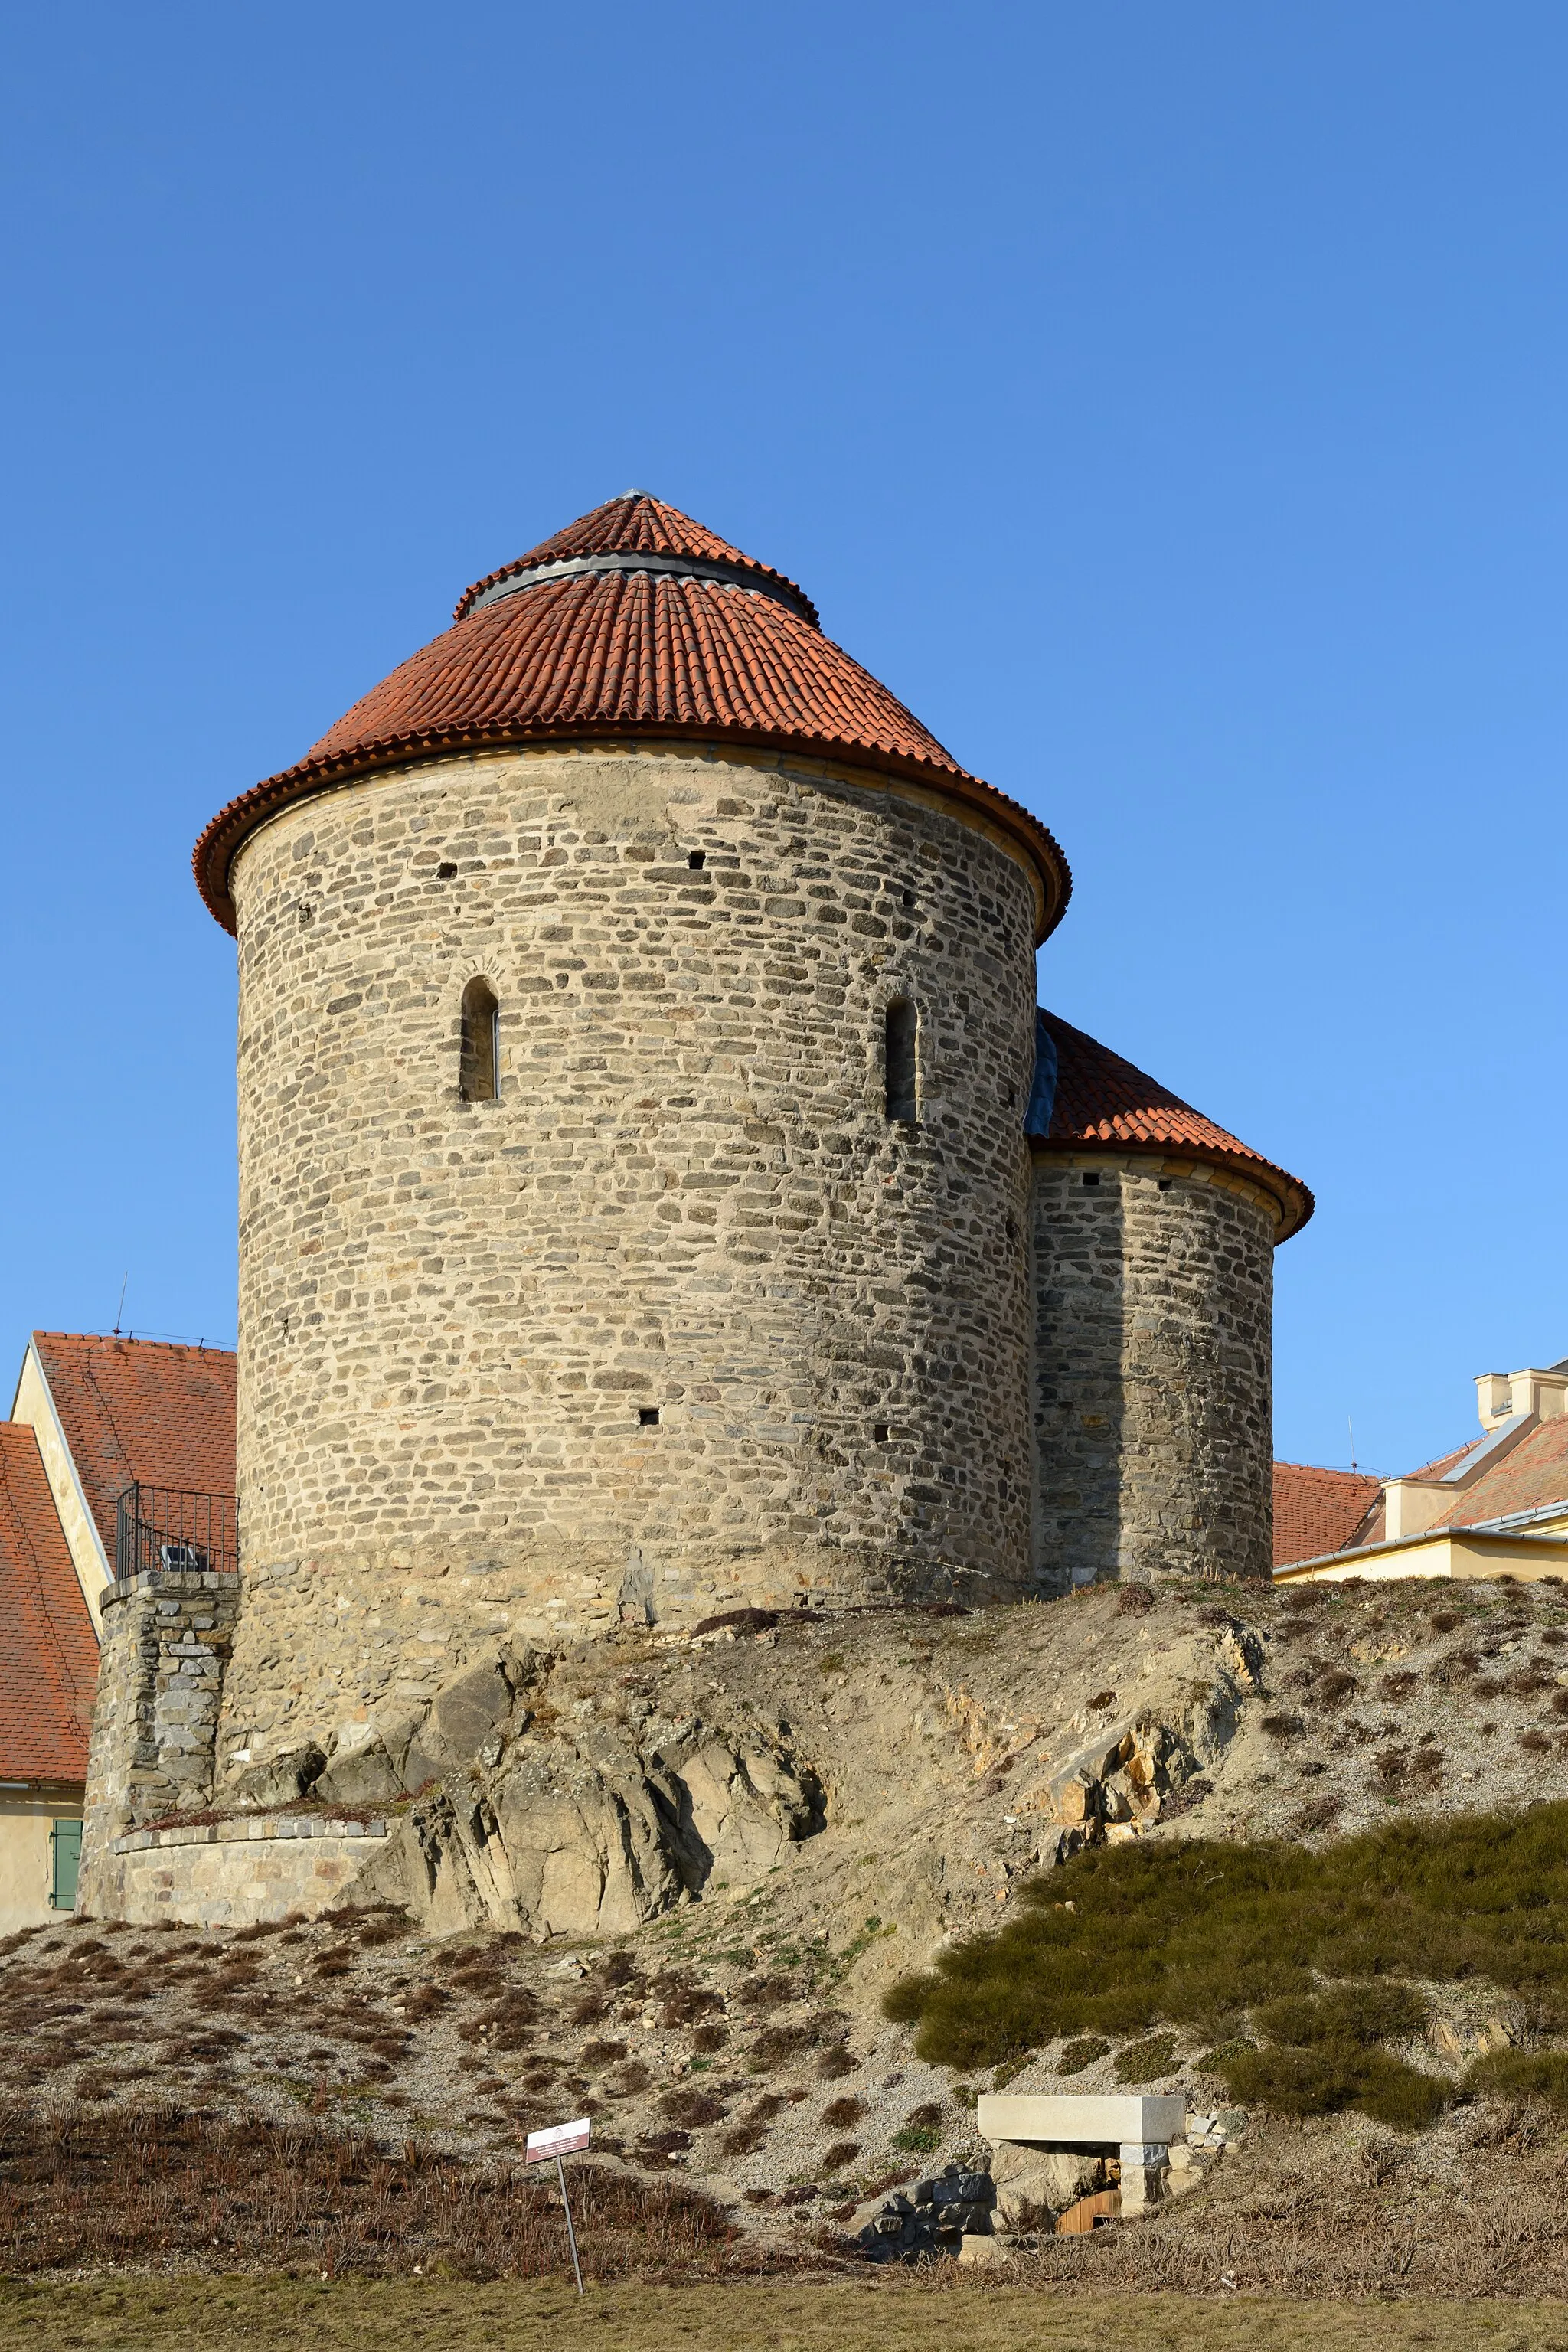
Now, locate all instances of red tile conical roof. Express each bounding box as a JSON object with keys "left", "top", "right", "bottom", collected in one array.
[
  {"left": 192, "top": 495, "right": 1070, "bottom": 939},
  {"left": 1034, "top": 1008, "right": 1312, "bottom": 1239},
  {"left": 456, "top": 491, "right": 818, "bottom": 624}
]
